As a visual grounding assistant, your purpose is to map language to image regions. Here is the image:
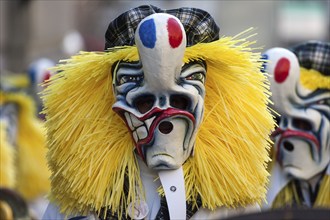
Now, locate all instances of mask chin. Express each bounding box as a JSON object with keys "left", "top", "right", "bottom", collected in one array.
[
  {"left": 279, "top": 138, "right": 329, "bottom": 180},
  {"left": 140, "top": 115, "right": 195, "bottom": 170}
]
